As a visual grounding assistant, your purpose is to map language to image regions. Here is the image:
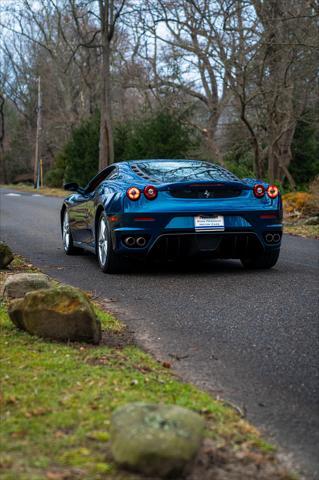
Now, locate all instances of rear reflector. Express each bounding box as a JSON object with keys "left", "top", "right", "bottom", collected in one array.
[
  {"left": 253, "top": 184, "right": 265, "bottom": 198},
  {"left": 260, "top": 214, "right": 277, "bottom": 219},
  {"left": 134, "top": 217, "right": 155, "bottom": 221}
]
